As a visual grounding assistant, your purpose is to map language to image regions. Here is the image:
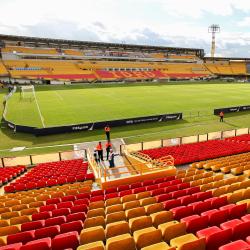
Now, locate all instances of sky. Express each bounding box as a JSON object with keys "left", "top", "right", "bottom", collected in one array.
[{"left": 1, "top": 0, "right": 250, "bottom": 57}]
